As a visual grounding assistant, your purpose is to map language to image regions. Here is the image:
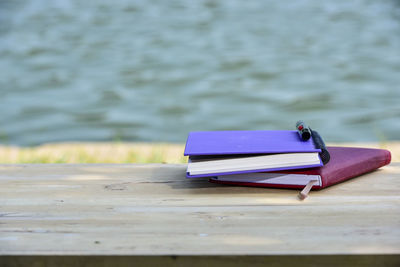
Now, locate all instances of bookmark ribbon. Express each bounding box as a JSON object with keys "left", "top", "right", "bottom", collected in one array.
[{"left": 298, "top": 180, "right": 318, "bottom": 200}]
